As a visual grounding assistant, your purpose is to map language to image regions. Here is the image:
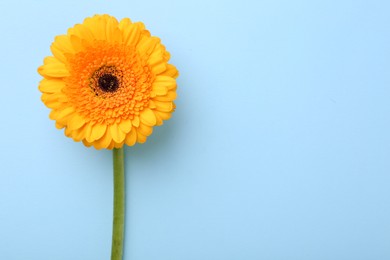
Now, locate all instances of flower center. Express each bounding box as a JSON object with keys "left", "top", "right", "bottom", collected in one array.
[
  {"left": 98, "top": 74, "right": 119, "bottom": 92},
  {"left": 66, "top": 43, "right": 154, "bottom": 124}
]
